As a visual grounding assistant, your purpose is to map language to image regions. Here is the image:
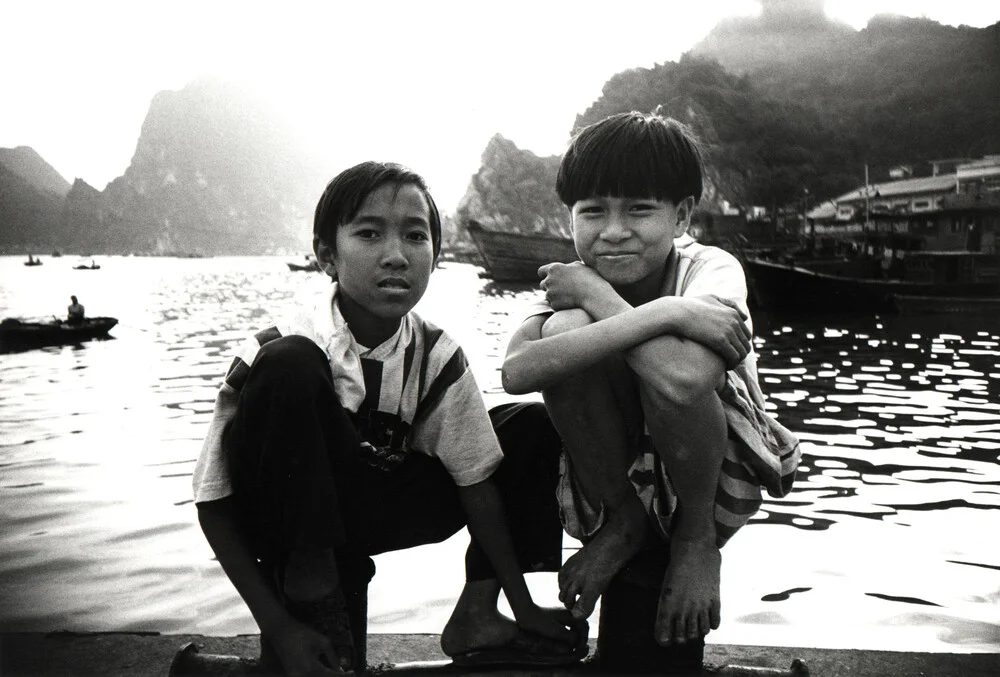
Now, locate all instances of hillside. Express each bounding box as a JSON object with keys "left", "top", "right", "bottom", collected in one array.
[
  {"left": 685, "top": 12, "right": 1000, "bottom": 204},
  {"left": 0, "top": 146, "right": 71, "bottom": 198},
  {"left": 0, "top": 161, "right": 64, "bottom": 252},
  {"left": 2, "top": 80, "right": 326, "bottom": 255}
]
